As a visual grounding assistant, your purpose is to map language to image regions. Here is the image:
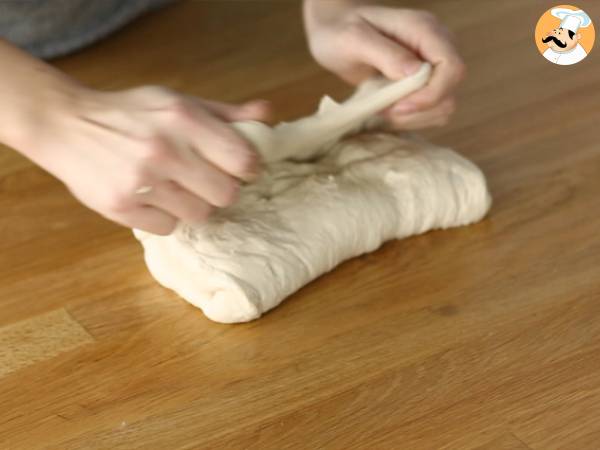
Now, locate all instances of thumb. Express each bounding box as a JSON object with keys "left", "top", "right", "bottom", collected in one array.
[
  {"left": 201, "top": 99, "right": 273, "bottom": 123},
  {"left": 355, "top": 25, "right": 423, "bottom": 80}
]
